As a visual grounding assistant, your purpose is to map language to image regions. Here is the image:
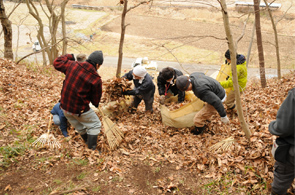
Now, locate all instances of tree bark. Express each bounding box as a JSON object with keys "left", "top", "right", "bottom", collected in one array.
[
  {"left": 253, "top": 0, "right": 267, "bottom": 88},
  {"left": 0, "top": 0, "right": 13, "bottom": 60},
  {"left": 219, "top": 0, "right": 251, "bottom": 140},
  {"left": 116, "top": 0, "right": 128, "bottom": 78},
  {"left": 116, "top": 0, "right": 152, "bottom": 78},
  {"left": 263, "top": 0, "right": 281, "bottom": 79},
  {"left": 26, "top": 0, "right": 68, "bottom": 65},
  {"left": 61, "top": 0, "right": 69, "bottom": 55}
]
